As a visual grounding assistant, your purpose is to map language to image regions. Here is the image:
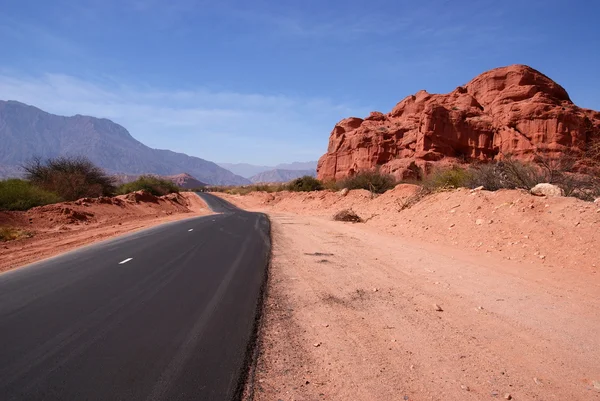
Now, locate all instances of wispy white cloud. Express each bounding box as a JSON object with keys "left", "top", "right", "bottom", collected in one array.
[{"left": 0, "top": 72, "right": 369, "bottom": 164}]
